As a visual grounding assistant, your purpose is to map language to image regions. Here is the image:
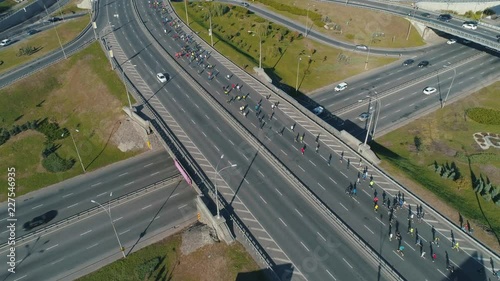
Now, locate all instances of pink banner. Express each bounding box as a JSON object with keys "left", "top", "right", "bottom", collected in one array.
[{"left": 174, "top": 159, "right": 192, "bottom": 185}]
